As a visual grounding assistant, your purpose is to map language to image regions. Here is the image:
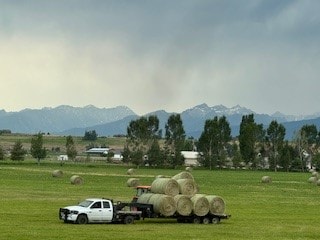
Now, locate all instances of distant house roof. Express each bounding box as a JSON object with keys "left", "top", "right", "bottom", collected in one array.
[{"left": 85, "top": 148, "right": 109, "bottom": 154}]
